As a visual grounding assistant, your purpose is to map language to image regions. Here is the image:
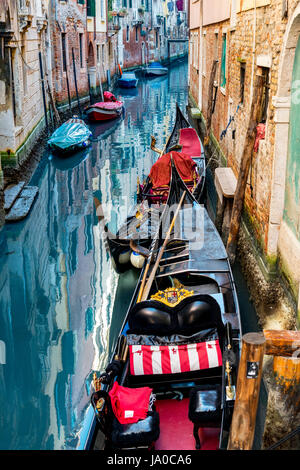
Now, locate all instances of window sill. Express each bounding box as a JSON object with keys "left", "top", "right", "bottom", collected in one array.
[{"left": 220, "top": 86, "right": 226, "bottom": 96}]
